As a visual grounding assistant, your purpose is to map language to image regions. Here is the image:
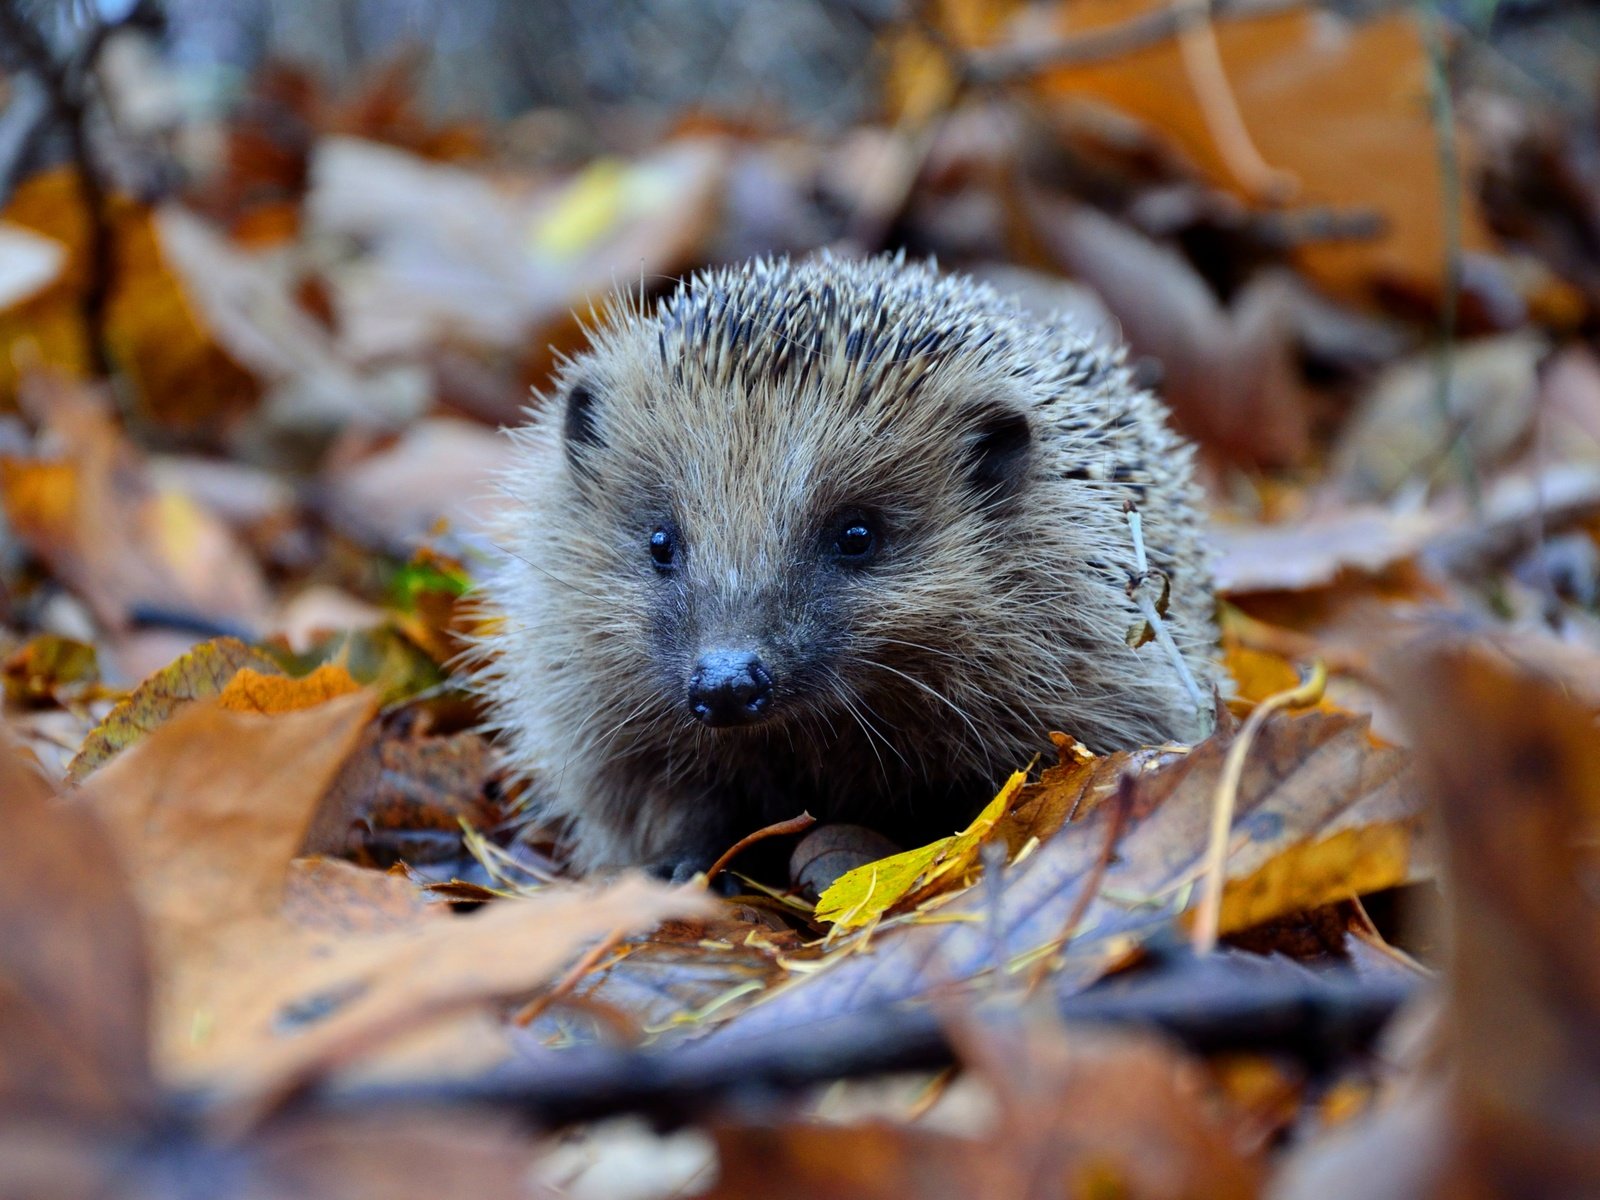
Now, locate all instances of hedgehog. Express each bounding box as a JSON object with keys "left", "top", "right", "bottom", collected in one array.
[{"left": 473, "top": 254, "right": 1219, "bottom": 876}]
